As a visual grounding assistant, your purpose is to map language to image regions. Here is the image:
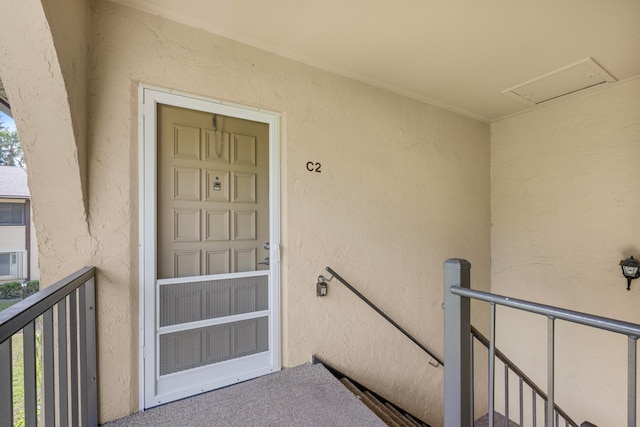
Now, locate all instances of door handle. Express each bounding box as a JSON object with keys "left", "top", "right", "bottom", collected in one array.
[{"left": 258, "top": 256, "right": 270, "bottom": 266}]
